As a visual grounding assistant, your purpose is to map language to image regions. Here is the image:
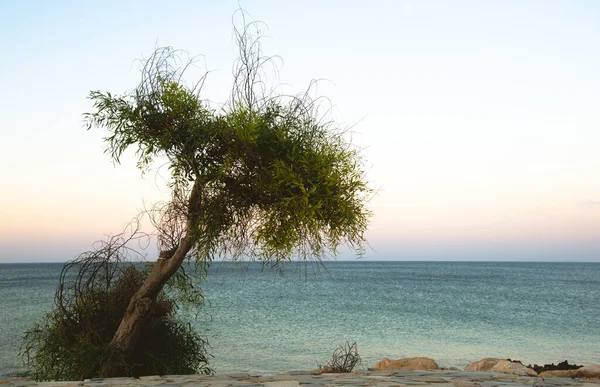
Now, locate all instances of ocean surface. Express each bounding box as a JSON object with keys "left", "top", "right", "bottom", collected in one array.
[{"left": 1, "top": 261, "right": 599, "bottom": 377}]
